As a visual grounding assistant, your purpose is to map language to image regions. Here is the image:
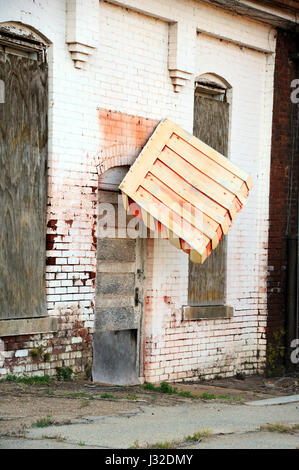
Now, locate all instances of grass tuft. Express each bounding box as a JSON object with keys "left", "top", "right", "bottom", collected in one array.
[
  {"left": 187, "top": 429, "right": 212, "bottom": 441},
  {"left": 142, "top": 382, "right": 243, "bottom": 402},
  {"left": 0, "top": 374, "right": 52, "bottom": 386},
  {"left": 260, "top": 423, "right": 299, "bottom": 434},
  {"left": 32, "top": 415, "right": 54, "bottom": 428},
  {"left": 101, "top": 393, "right": 116, "bottom": 399}
]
